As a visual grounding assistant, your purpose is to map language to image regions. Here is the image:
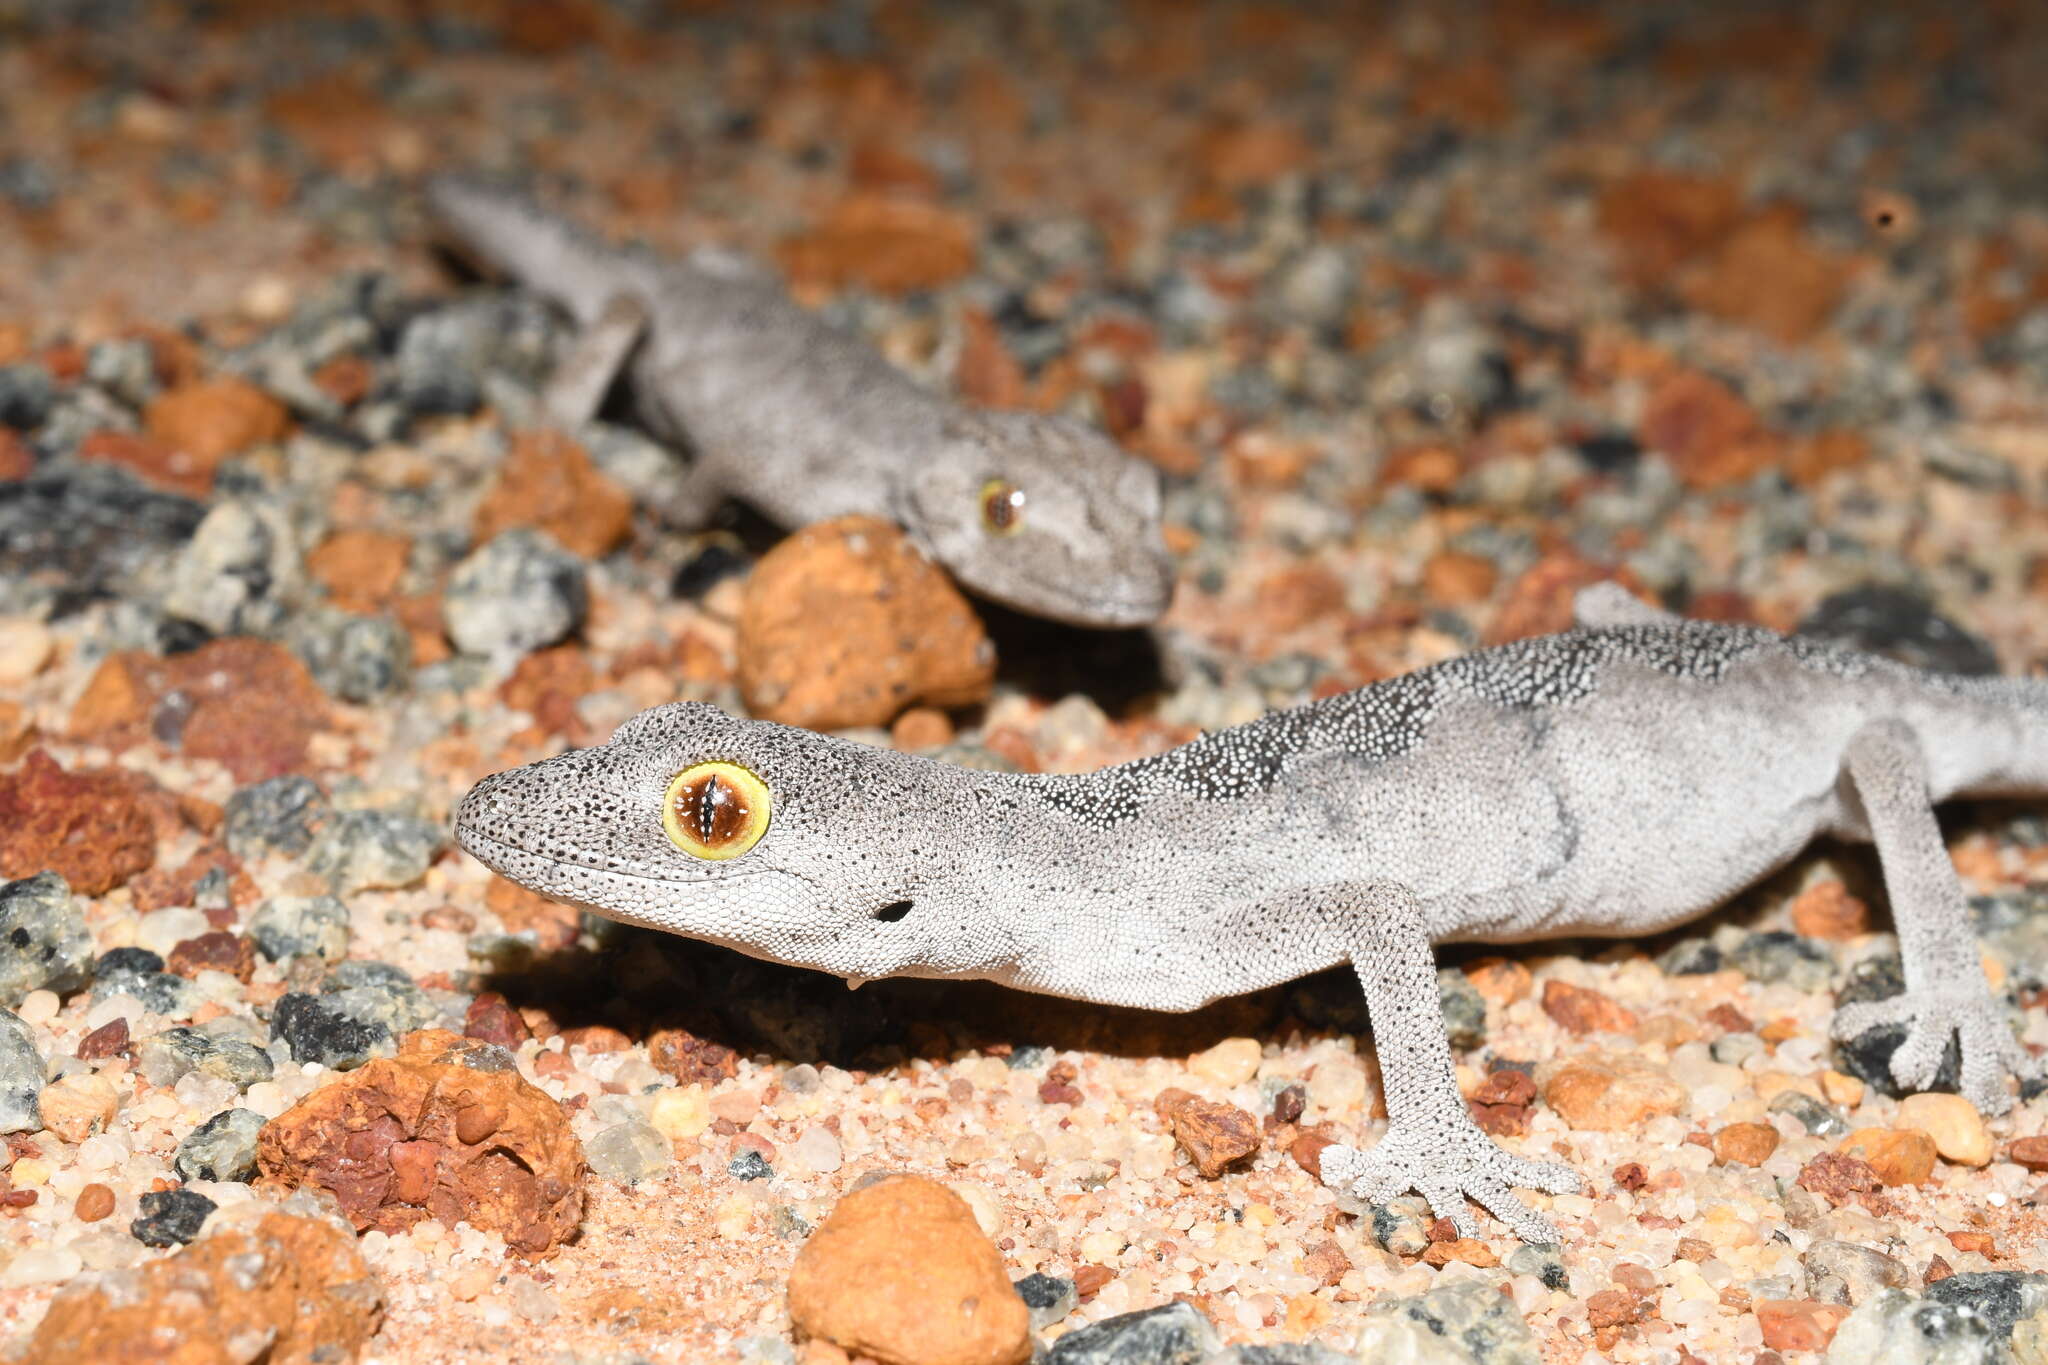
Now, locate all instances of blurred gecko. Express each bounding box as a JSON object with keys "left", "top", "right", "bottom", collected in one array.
[
  {"left": 426, "top": 176, "right": 1173, "bottom": 628},
  {"left": 454, "top": 584, "right": 2042, "bottom": 1243}
]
